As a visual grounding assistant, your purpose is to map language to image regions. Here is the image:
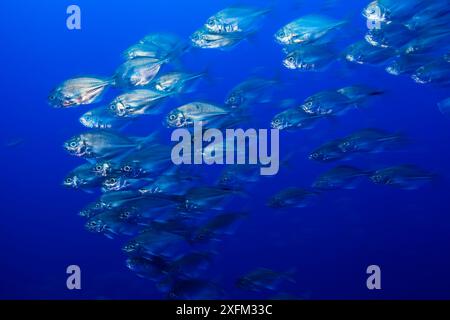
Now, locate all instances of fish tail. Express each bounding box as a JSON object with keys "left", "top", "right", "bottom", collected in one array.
[{"left": 105, "top": 77, "right": 117, "bottom": 87}]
